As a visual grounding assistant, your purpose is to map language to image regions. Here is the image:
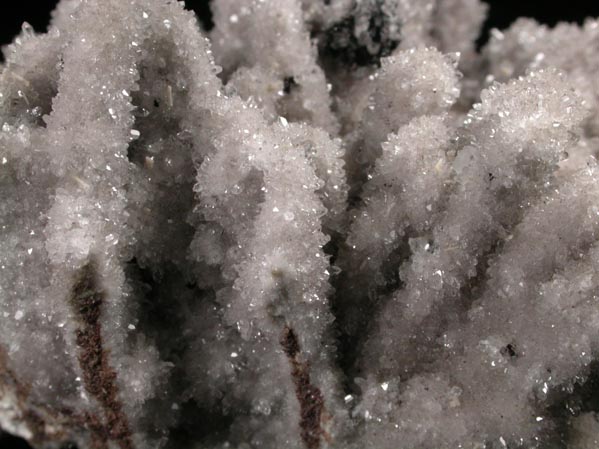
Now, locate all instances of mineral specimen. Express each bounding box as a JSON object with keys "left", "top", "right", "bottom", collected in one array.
[{"left": 1, "top": 0, "right": 599, "bottom": 448}]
